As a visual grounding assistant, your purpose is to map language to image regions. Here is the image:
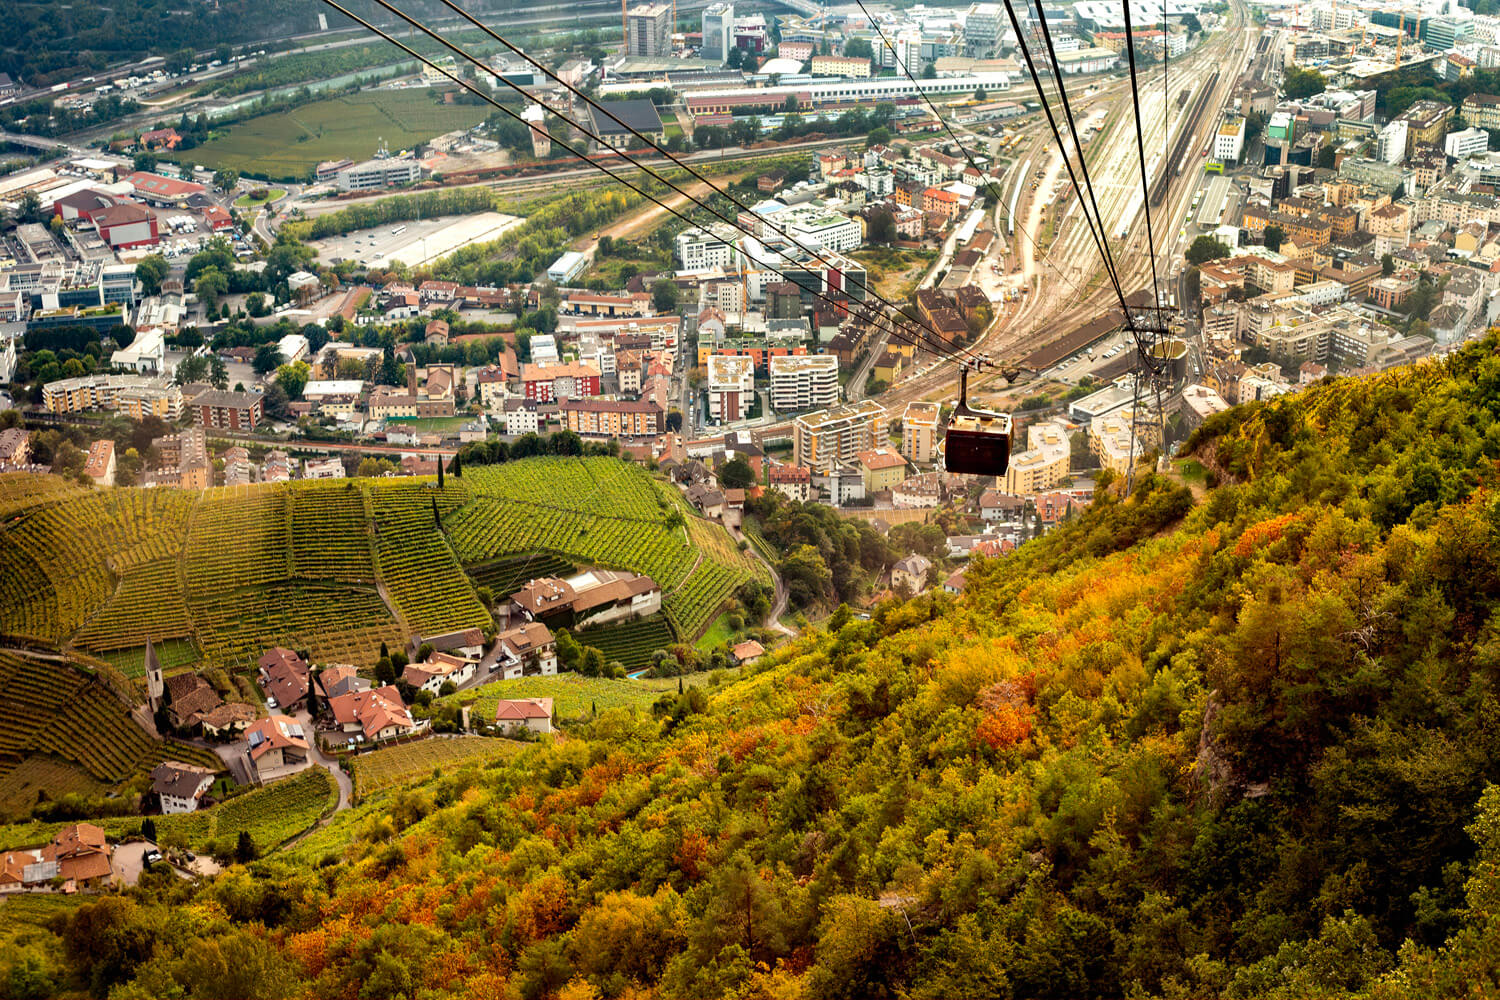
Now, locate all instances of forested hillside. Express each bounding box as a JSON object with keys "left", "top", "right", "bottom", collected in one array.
[{"left": 10, "top": 339, "right": 1500, "bottom": 998}]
